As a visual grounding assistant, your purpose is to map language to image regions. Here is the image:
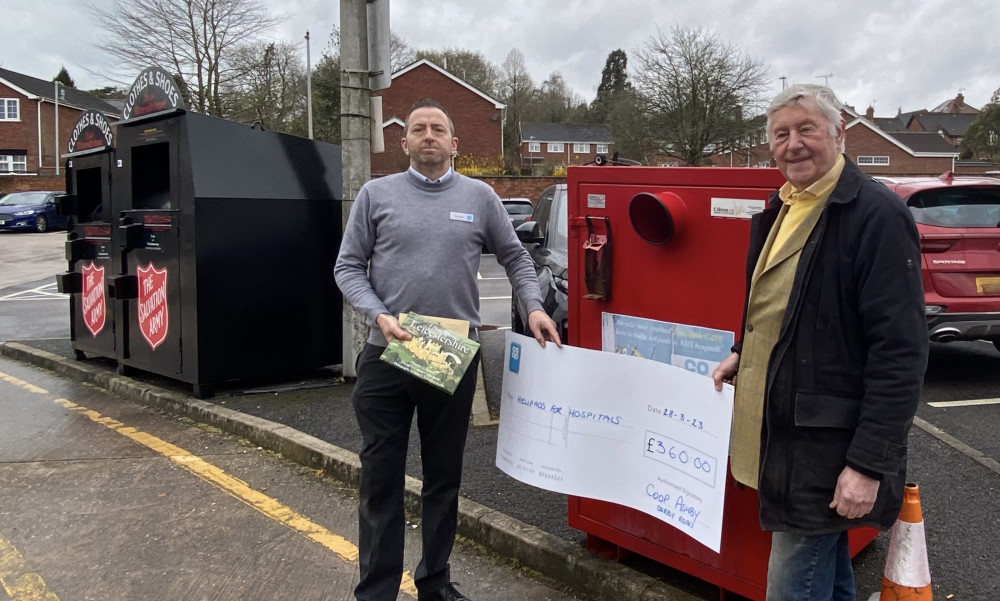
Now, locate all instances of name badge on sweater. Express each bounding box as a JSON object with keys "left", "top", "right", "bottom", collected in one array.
[{"left": 450, "top": 212, "right": 474, "bottom": 223}]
